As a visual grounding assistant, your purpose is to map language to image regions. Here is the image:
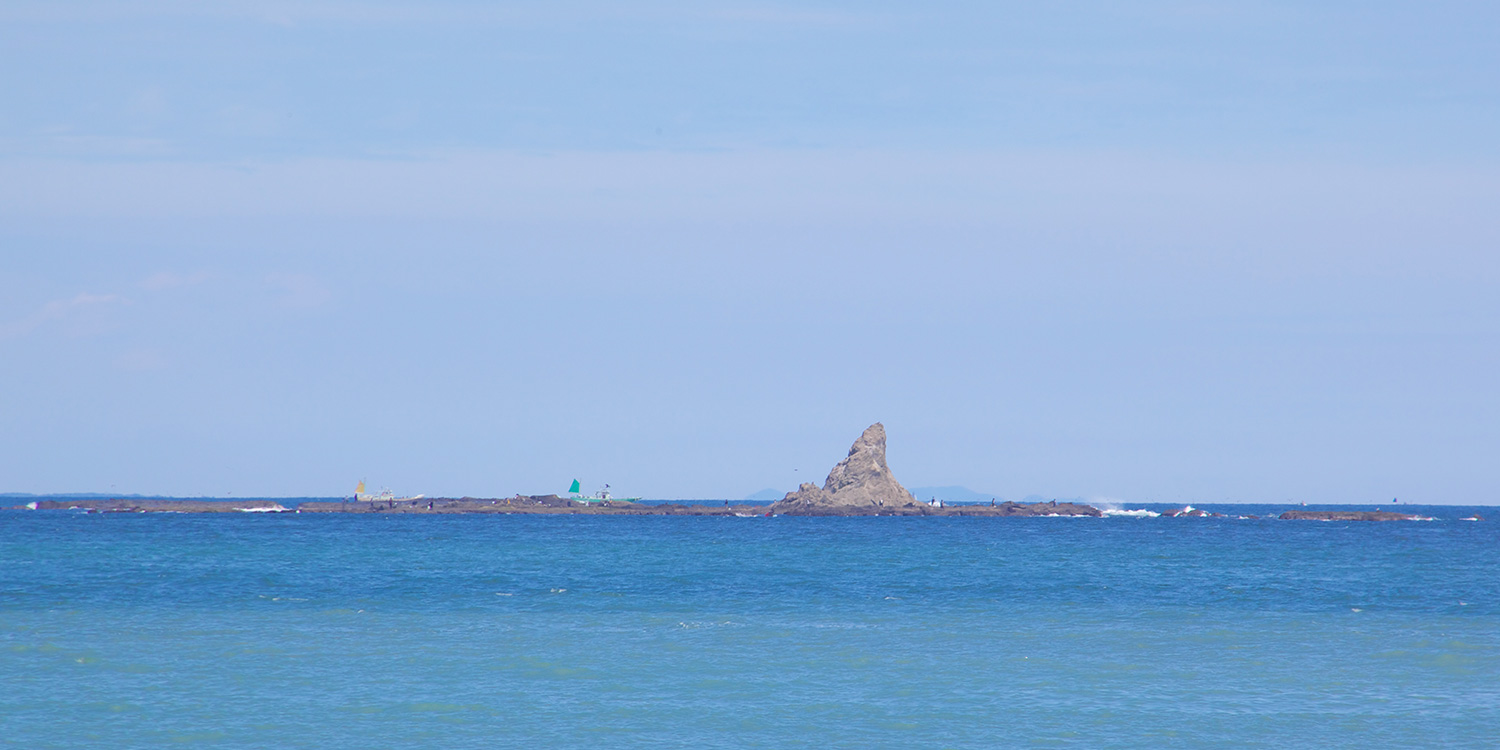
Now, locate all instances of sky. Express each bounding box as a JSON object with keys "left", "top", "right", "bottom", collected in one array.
[{"left": 2, "top": 1, "right": 1497, "bottom": 503}]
